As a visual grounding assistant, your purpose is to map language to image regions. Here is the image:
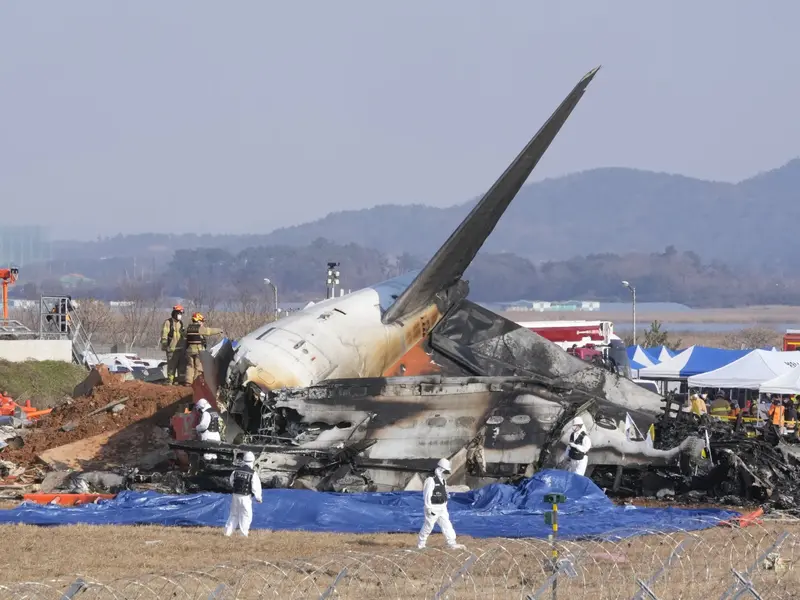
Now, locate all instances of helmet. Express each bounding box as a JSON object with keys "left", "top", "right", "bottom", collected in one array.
[
  {"left": 172, "top": 304, "right": 184, "bottom": 313},
  {"left": 195, "top": 398, "right": 211, "bottom": 411},
  {"left": 437, "top": 458, "right": 452, "bottom": 473},
  {"left": 192, "top": 312, "right": 204, "bottom": 323},
  {"left": 572, "top": 417, "right": 584, "bottom": 428},
  {"left": 242, "top": 451, "right": 255, "bottom": 465}
]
